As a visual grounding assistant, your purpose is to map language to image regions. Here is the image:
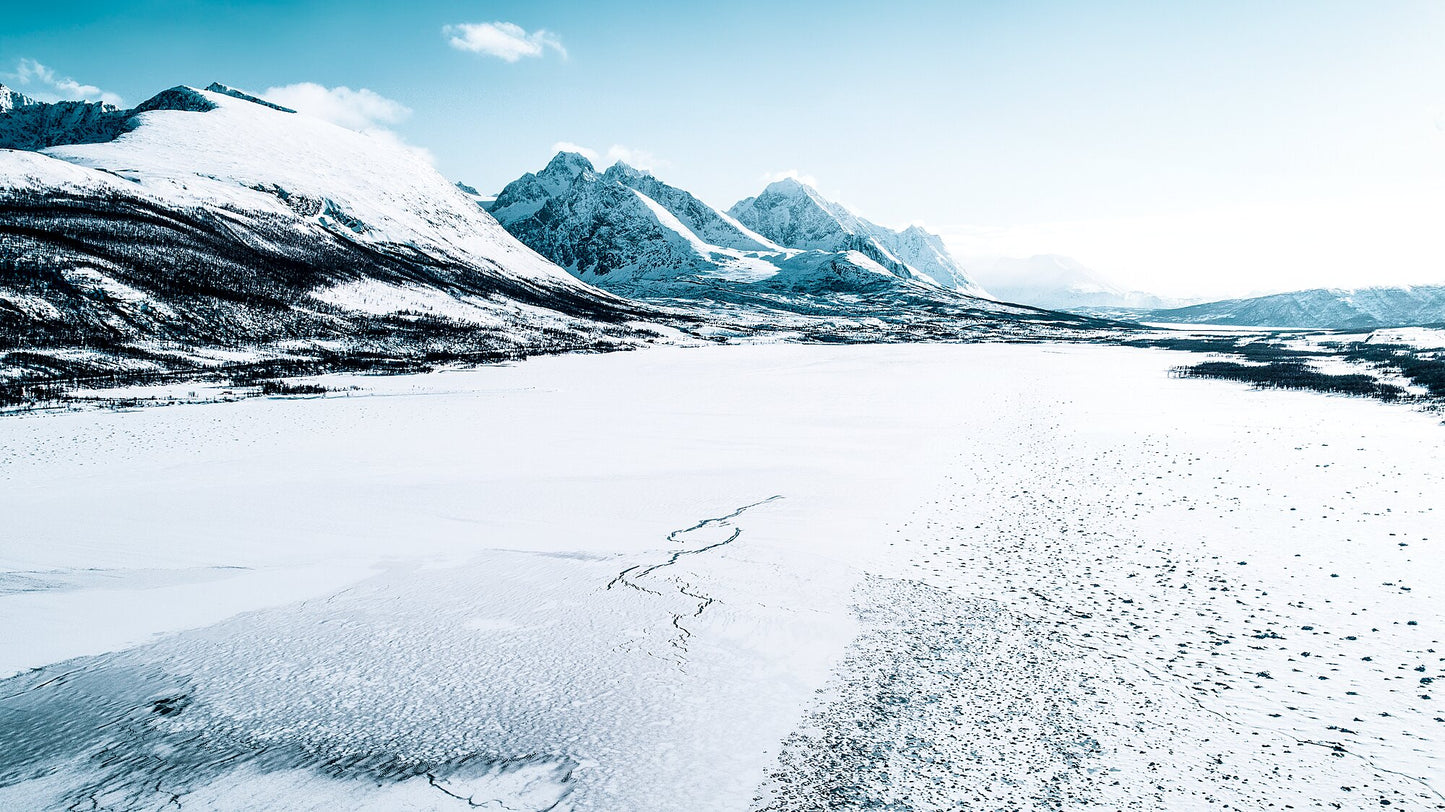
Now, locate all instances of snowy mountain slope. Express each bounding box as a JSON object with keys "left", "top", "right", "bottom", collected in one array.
[
  {"left": 486, "top": 152, "right": 779, "bottom": 288},
  {"left": 1141, "top": 284, "right": 1445, "bottom": 329},
  {"left": 882, "top": 225, "right": 979, "bottom": 294},
  {"left": 969, "top": 254, "right": 1181, "bottom": 311},
  {"left": 0, "top": 85, "right": 33, "bottom": 112},
  {"left": 728, "top": 178, "right": 911, "bottom": 274},
  {"left": 486, "top": 153, "right": 915, "bottom": 295},
  {"left": 44, "top": 84, "right": 577, "bottom": 286},
  {"left": 480, "top": 154, "right": 1110, "bottom": 338},
  {"left": 0, "top": 84, "right": 652, "bottom": 388},
  {"left": 726, "top": 178, "right": 984, "bottom": 294},
  {"left": 602, "top": 162, "right": 780, "bottom": 252}
]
